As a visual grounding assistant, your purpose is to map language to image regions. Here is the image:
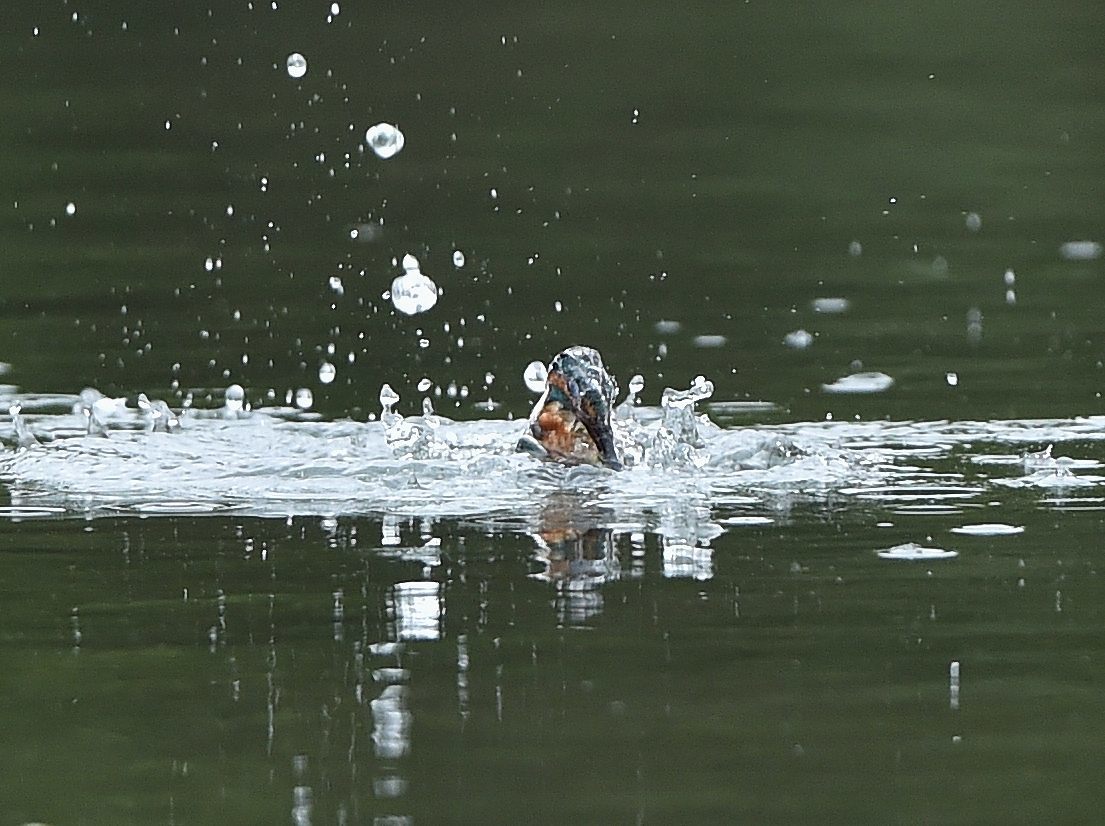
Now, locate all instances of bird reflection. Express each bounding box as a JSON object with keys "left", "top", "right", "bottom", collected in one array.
[{"left": 530, "top": 492, "right": 620, "bottom": 627}]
